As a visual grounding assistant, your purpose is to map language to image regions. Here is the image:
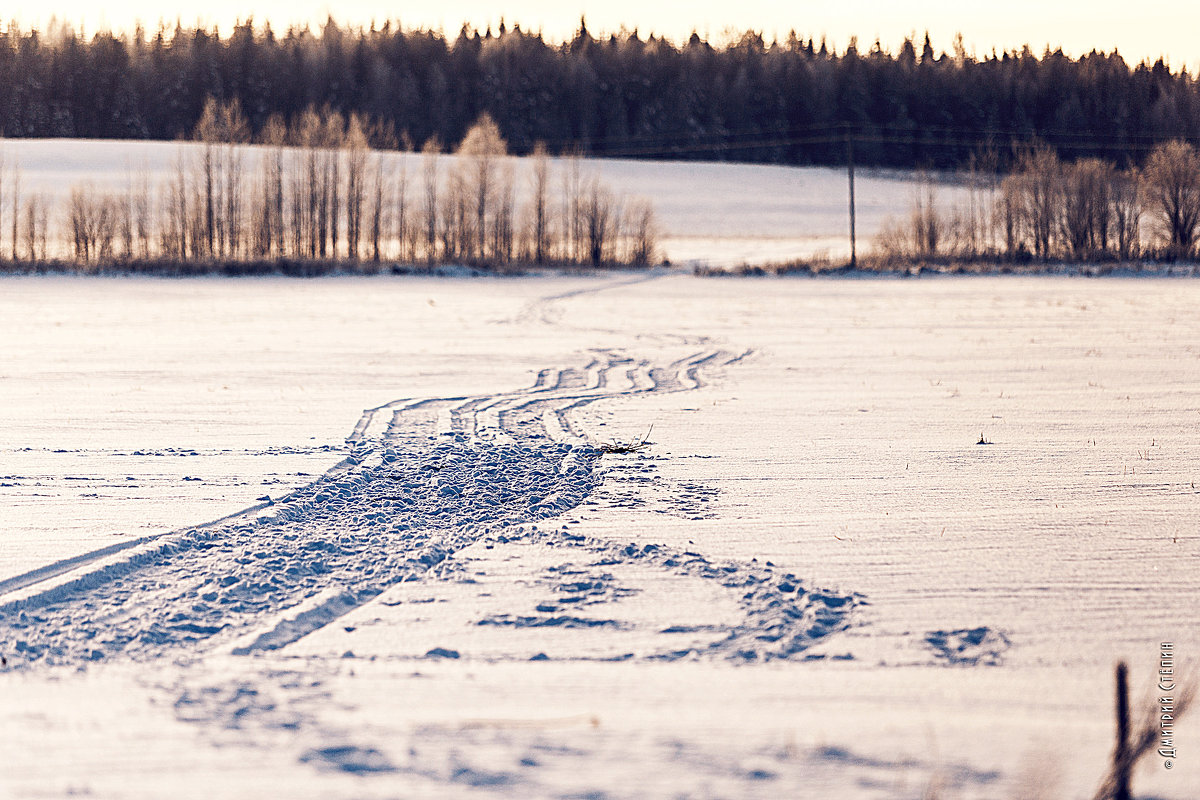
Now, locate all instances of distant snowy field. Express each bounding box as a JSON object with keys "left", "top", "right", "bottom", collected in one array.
[
  {"left": 0, "top": 139, "right": 968, "bottom": 265},
  {"left": 1, "top": 273, "right": 1197, "bottom": 798}
]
